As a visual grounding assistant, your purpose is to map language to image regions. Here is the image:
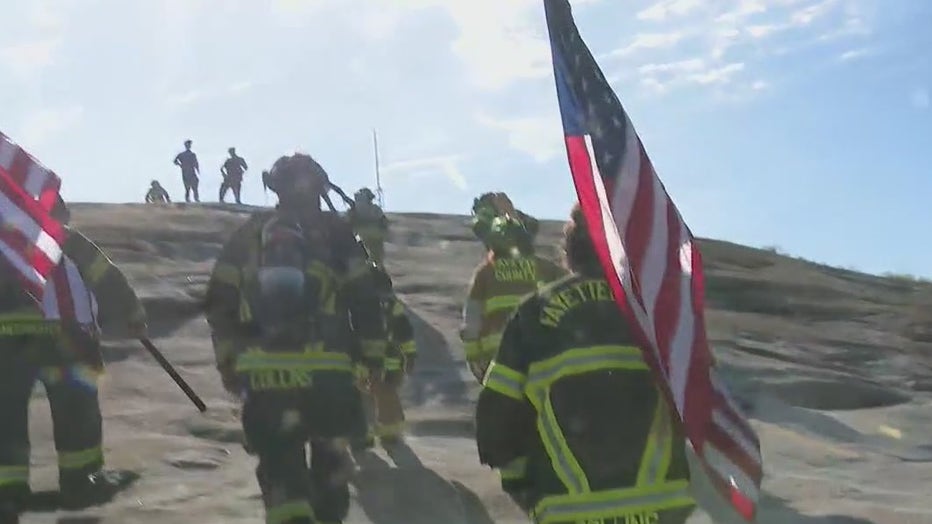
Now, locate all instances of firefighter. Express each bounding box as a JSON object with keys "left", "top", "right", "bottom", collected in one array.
[
  {"left": 145, "top": 180, "right": 171, "bottom": 203},
  {"left": 204, "top": 152, "right": 389, "bottom": 524},
  {"left": 475, "top": 203, "right": 697, "bottom": 524},
  {"left": 354, "top": 265, "right": 416, "bottom": 450},
  {"left": 470, "top": 192, "right": 540, "bottom": 248},
  {"left": 346, "top": 188, "right": 388, "bottom": 267},
  {"left": 0, "top": 199, "right": 146, "bottom": 522},
  {"left": 460, "top": 214, "right": 565, "bottom": 384}
]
